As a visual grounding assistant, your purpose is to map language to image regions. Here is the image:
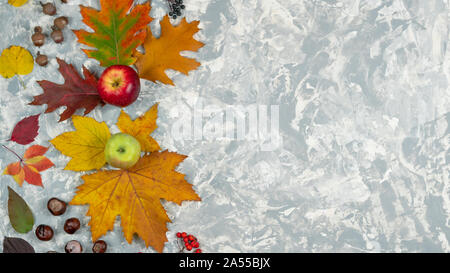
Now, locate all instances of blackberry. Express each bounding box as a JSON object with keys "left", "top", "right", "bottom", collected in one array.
[{"left": 166, "top": 0, "right": 185, "bottom": 19}]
